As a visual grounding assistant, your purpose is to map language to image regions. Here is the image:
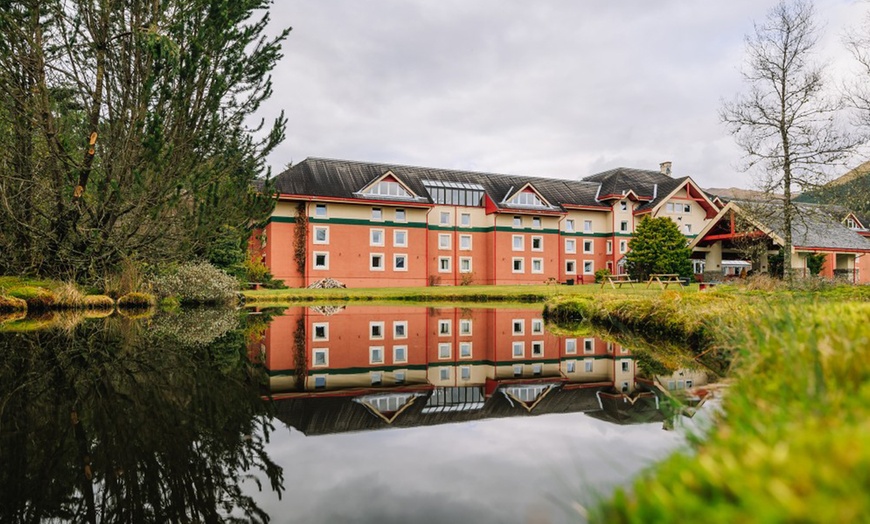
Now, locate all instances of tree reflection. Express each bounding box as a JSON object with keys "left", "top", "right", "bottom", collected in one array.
[{"left": 0, "top": 310, "right": 282, "bottom": 523}]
